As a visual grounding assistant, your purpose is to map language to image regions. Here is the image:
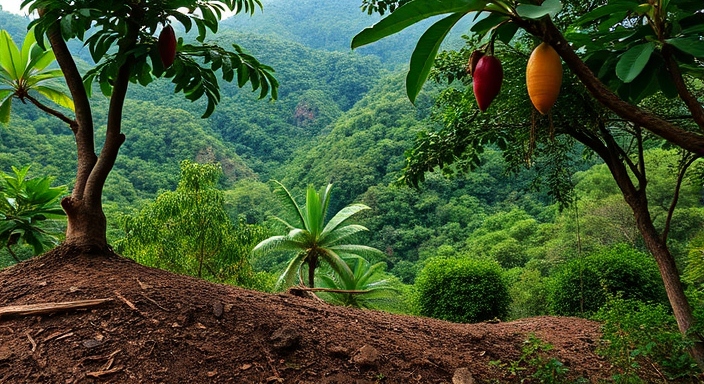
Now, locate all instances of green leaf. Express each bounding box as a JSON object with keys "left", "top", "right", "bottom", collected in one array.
[
  {"left": 407, "top": 12, "right": 466, "bottom": 103},
  {"left": 615, "top": 42, "right": 655, "bottom": 83},
  {"left": 495, "top": 22, "right": 519, "bottom": 45},
  {"left": 351, "top": 0, "right": 487, "bottom": 49},
  {"left": 34, "top": 86, "right": 75, "bottom": 111},
  {"left": 574, "top": 2, "right": 637, "bottom": 26},
  {"left": 60, "top": 15, "right": 73, "bottom": 40},
  {"left": 20, "top": 29, "right": 37, "bottom": 66},
  {"left": 666, "top": 36, "right": 704, "bottom": 58},
  {"left": 0, "top": 30, "right": 20, "bottom": 79},
  {"left": 516, "top": 0, "right": 562, "bottom": 20},
  {"left": 656, "top": 64, "right": 678, "bottom": 99},
  {"left": 470, "top": 12, "right": 508, "bottom": 36},
  {"left": 0, "top": 95, "right": 12, "bottom": 124},
  {"left": 26, "top": 50, "right": 55, "bottom": 73}
]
